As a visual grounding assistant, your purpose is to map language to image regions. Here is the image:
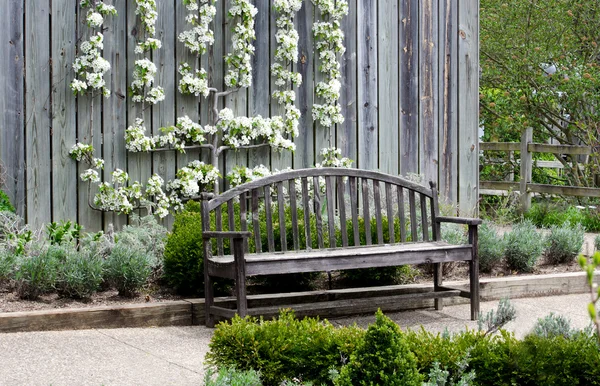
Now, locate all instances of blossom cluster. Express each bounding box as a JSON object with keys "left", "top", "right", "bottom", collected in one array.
[
  {"left": 130, "top": 0, "right": 164, "bottom": 105},
  {"left": 312, "top": 0, "right": 348, "bottom": 127},
  {"left": 179, "top": 0, "right": 217, "bottom": 56},
  {"left": 131, "top": 58, "right": 165, "bottom": 104},
  {"left": 226, "top": 164, "right": 272, "bottom": 187},
  {"left": 81, "top": 1, "right": 117, "bottom": 28},
  {"left": 217, "top": 108, "right": 295, "bottom": 151},
  {"left": 316, "top": 147, "right": 353, "bottom": 168},
  {"left": 125, "top": 115, "right": 216, "bottom": 153},
  {"left": 166, "top": 161, "right": 220, "bottom": 199},
  {"left": 224, "top": 0, "right": 258, "bottom": 88},
  {"left": 70, "top": 33, "right": 112, "bottom": 98},
  {"left": 178, "top": 63, "right": 210, "bottom": 97}
]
